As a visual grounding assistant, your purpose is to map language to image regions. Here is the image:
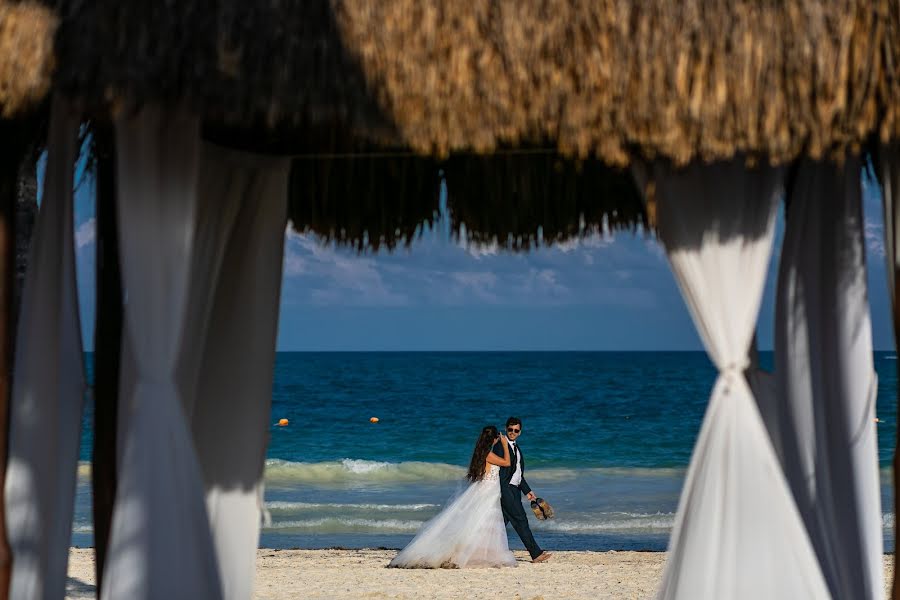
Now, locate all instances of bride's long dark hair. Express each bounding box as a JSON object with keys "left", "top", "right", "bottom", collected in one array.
[{"left": 466, "top": 425, "right": 500, "bottom": 482}]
